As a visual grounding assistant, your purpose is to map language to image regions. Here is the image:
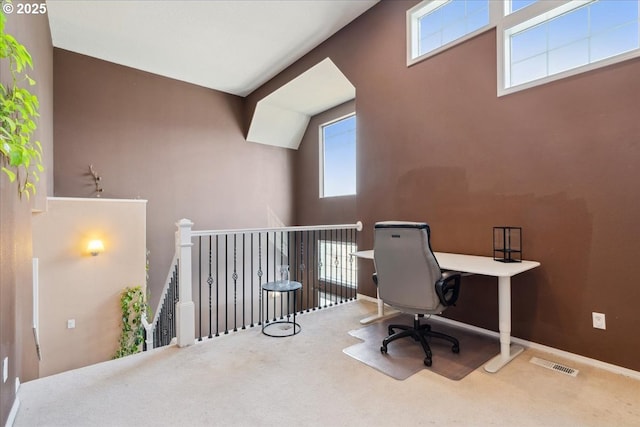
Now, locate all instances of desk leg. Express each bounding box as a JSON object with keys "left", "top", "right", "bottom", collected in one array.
[
  {"left": 359, "top": 289, "right": 398, "bottom": 325},
  {"left": 484, "top": 276, "right": 524, "bottom": 373}
]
